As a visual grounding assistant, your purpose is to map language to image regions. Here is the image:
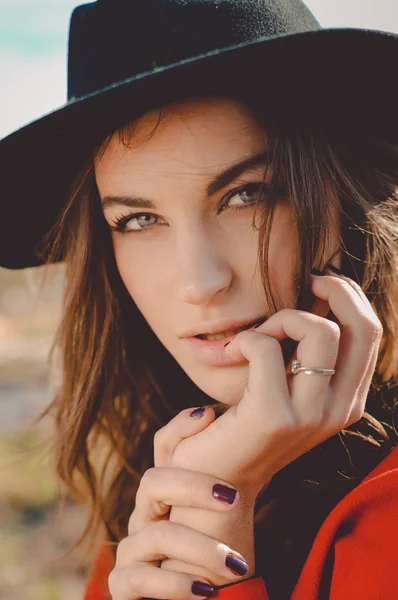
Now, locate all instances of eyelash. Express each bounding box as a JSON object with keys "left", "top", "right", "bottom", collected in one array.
[{"left": 109, "top": 182, "right": 273, "bottom": 234}]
